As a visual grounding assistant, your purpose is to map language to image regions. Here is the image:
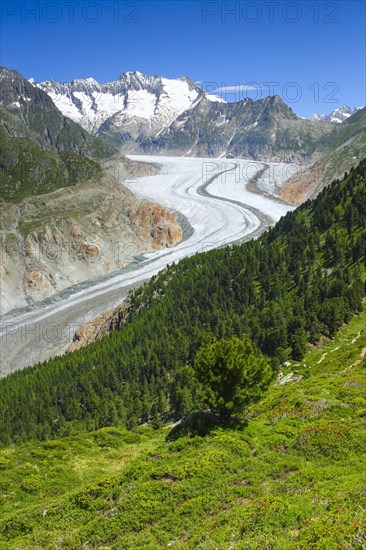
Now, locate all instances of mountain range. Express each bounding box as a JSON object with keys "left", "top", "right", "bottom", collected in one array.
[
  {"left": 36, "top": 72, "right": 330, "bottom": 161},
  {"left": 312, "top": 105, "right": 361, "bottom": 123},
  {"left": 36, "top": 72, "right": 223, "bottom": 138},
  {"left": 36, "top": 72, "right": 365, "bottom": 165}
]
